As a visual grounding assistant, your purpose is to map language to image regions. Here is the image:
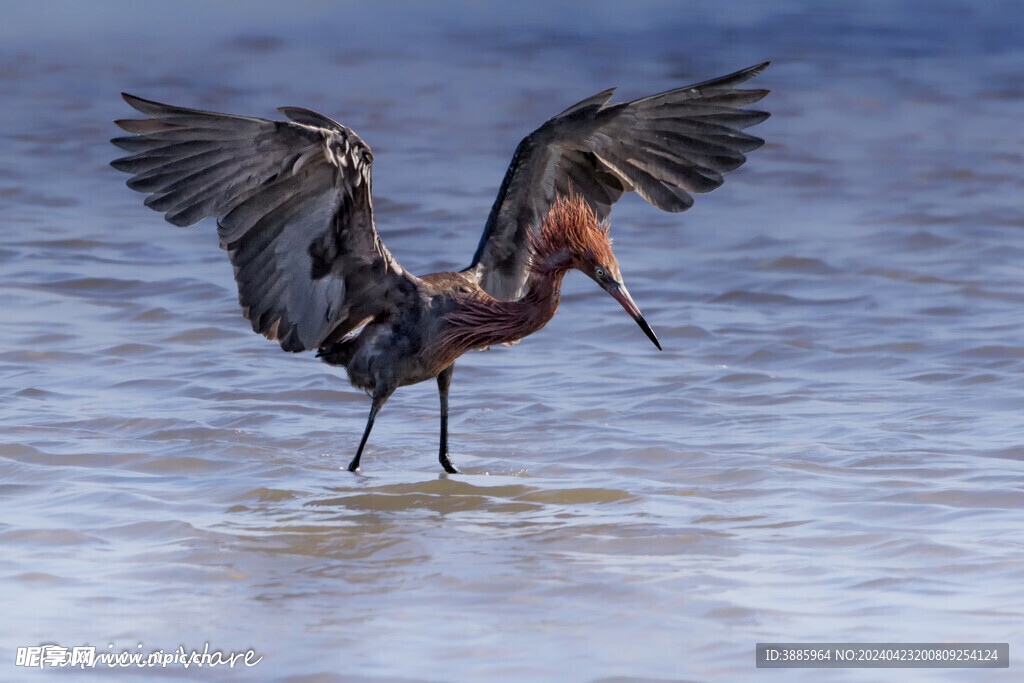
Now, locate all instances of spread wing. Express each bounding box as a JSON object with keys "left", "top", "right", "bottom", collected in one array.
[
  {"left": 111, "top": 95, "right": 418, "bottom": 352},
  {"left": 468, "top": 61, "right": 771, "bottom": 299}
]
